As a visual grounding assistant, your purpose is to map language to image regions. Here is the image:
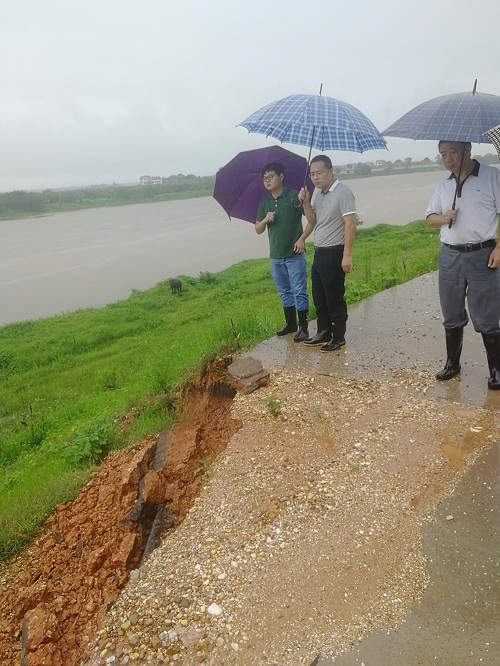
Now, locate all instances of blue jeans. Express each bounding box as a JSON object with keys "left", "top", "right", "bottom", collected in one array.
[
  {"left": 438, "top": 244, "right": 500, "bottom": 334},
  {"left": 270, "top": 252, "right": 309, "bottom": 311}
]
